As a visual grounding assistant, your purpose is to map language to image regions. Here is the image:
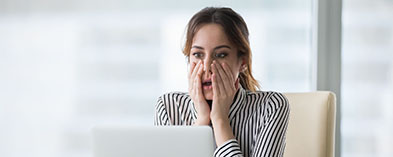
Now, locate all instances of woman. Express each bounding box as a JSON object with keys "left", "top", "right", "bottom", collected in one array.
[{"left": 155, "top": 7, "right": 290, "bottom": 157}]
